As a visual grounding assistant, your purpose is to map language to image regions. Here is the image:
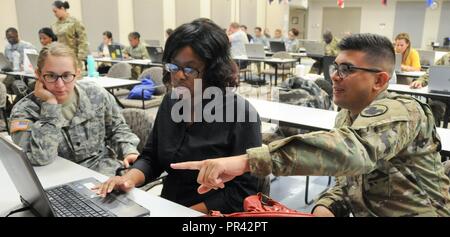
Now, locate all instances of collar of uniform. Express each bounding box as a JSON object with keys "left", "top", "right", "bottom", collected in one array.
[
  {"left": 372, "top": 90, "right": 389, "bottom": 103},
  {"left": 68, "top": 84, "right": 95, "bottom": 126}
]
